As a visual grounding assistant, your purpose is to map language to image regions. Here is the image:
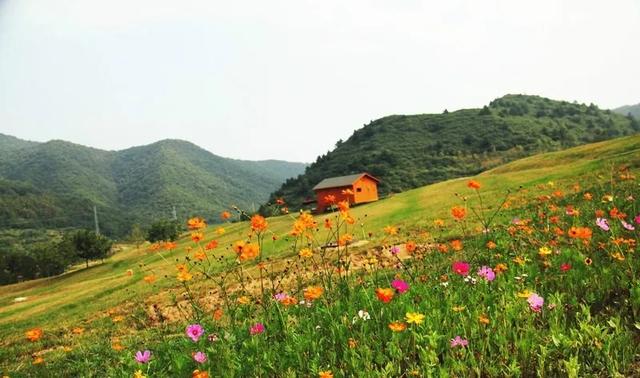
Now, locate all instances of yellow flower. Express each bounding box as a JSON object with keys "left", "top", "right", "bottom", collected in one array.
[
  {"left": 298, "top": 248, "right": 313, "bottom": 258},
  {"left": 611, "top": 252, "right": 625, "bottom": 261},
  {"left": 383, "top": 225, "right": 398, "bottom": 235},
  {"left": 177, "top": 270, "right": 193, "bottom": 282},
  {"left": 538, "top": 246, "right": 552, "bottom": 257},
  {"left": 112, "top": 315, "right": 125, "bottom": 323},
  {"left": 134, "top": 370, "right": 147, "bottom": 378},
  {"left": 216, "top": 227, "right": 226, "bottom": 235},
  {"left": 517, "top": 290, "right": 532, "bottom": 298},
  {"left": 63, "top": 346, "right": 73, "bottom": 352},
  {"left": 513, "top": 256, "right": 526, "bottom": 266},
  {"left": 237, "top": 296, "right": 250, "bottom": 305},
  {"left": 452, "top": 306, "right": 466, "bottom": 312},
  {"left": 405, "top": 312, "right": 425, "bottom": 325},
  {"left": 602, "top": 194, "right": 614, "bottom": 202}
]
